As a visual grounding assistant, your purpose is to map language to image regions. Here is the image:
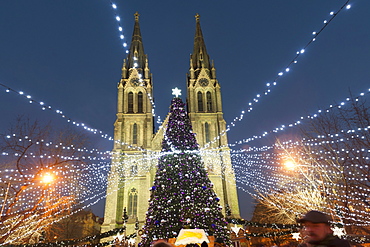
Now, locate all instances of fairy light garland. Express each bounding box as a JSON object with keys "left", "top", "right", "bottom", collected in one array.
[
  {"left": 2, "top": 144, "right": 367, "bottom": 241},
  {"left": 108, "top": 1, "right": 129, "bottom": 54},
  {"left": 2, "top": 1, "right": 369, "bottom": 243},
  {"left": 2, "top": 137, "right": 368, "bottom": 242},
  {"left": 1, "top": 133, "right": 113, "bottom": 161},
  {"left": 0, "top": 0, "right": 355, "bottom": 152},
  {"left": 225, "top": 0, "right": 352, "bottom": 129},
  {"left": 232, "top": 88, "right": 370, "bottom": 146},
  {"left": 0, "top": 81, "right": 152, "bottom": 154},
  {"left": 0, "top": 161, "right": 151, "bottom": 244},
  {"left": 229, "top": 138, "right": 370, "bottom": 225},
  {"left": 203, "top": 0, "right": 353, "bottom": 148}
]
